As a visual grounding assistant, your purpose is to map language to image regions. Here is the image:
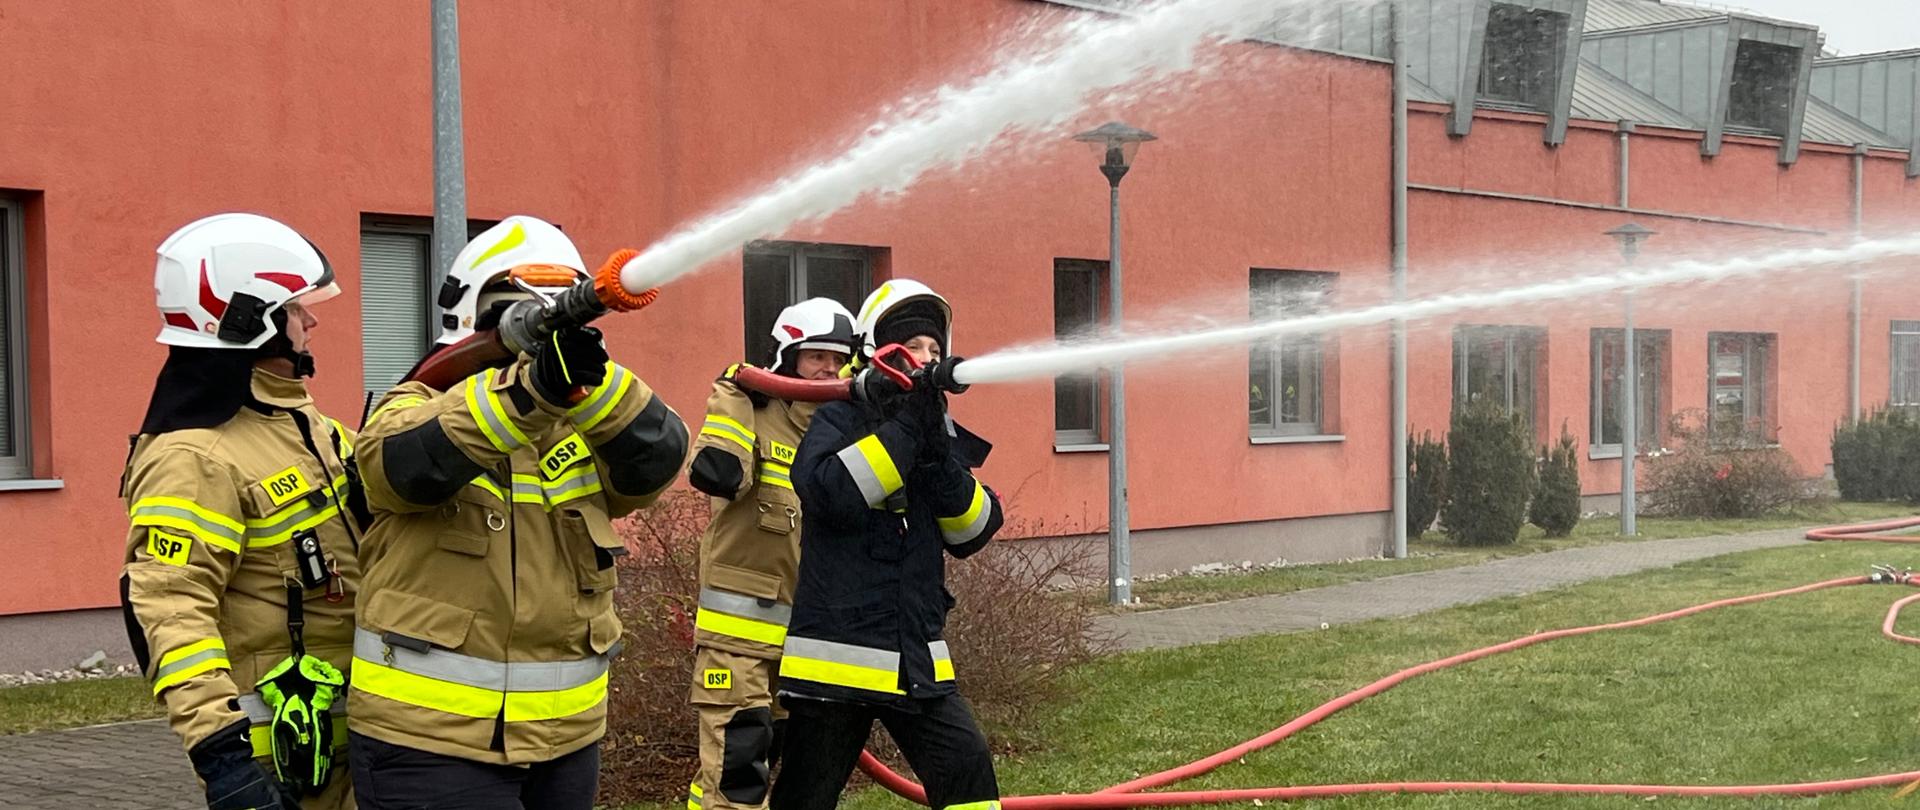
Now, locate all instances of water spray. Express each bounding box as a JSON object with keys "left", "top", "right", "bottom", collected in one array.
[
  {"left": 615, "top": 0, "right": 1351, "bottom": 295},
  {"left": 950, "top": 232, "right": 1920, "bottom": 386}
]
